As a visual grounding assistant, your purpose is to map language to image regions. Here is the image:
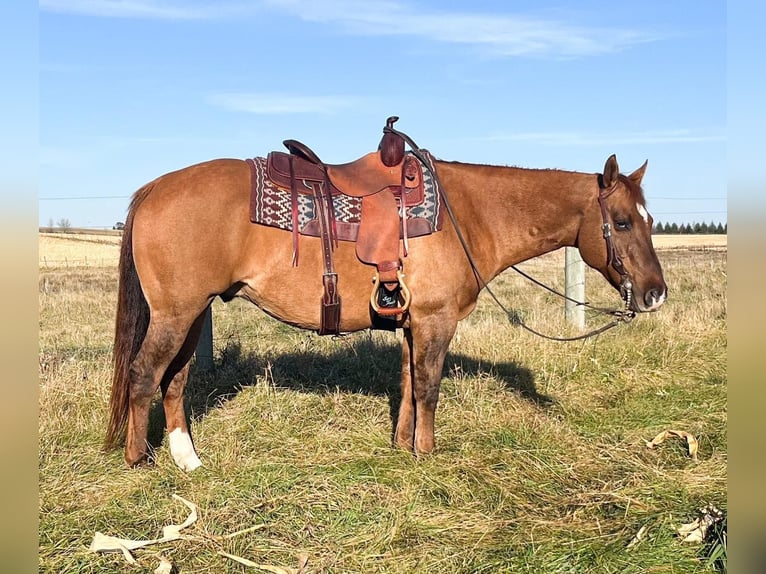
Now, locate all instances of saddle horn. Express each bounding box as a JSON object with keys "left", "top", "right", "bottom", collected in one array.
[{"left": 379, "top": 116, "right": 405, "bottom": 167}]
